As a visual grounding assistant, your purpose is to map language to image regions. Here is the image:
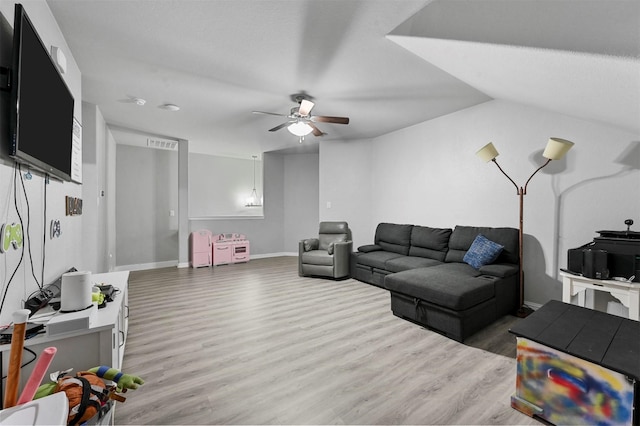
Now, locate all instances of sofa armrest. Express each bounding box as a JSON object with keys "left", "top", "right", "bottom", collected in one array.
[
  {"left": 333, "top": 241, "right": 353, "bottom": 278},
  {"left": 478, "top": 263, "right": 518, "bottom": 278},
  {"left": 358, "top": 244, "right": 381, "bottom": 253},
  {"left": 333, "top": 240, "right": 353, "bottom": 255}
]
